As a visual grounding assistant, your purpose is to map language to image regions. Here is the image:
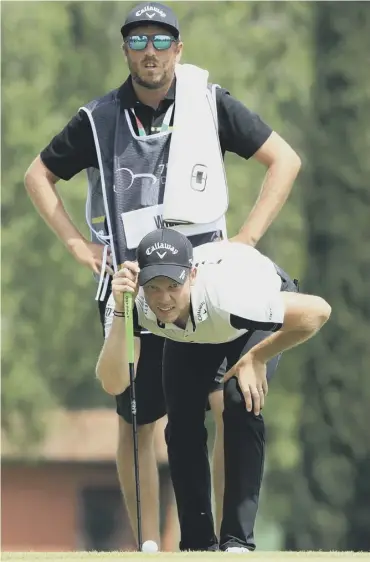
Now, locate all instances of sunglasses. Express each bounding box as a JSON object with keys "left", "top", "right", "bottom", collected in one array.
[{"left": 125, "top": 34, "right": 177, "bottom": 51}]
